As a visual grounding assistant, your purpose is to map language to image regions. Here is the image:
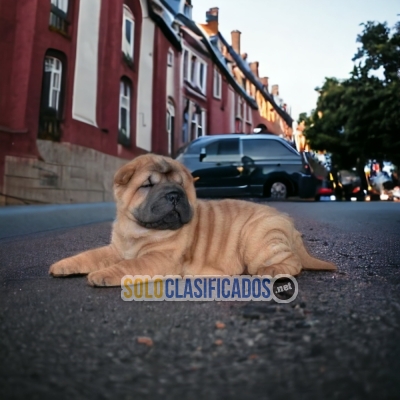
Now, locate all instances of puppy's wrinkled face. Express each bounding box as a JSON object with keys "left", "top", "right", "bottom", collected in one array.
[{"left": 114, "top": 155, "right": 196, "bottom": 230}]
